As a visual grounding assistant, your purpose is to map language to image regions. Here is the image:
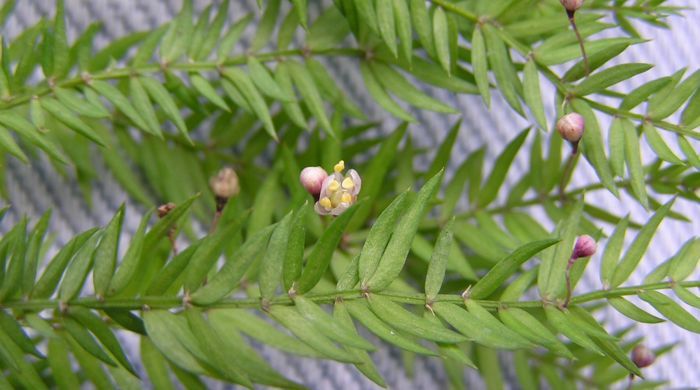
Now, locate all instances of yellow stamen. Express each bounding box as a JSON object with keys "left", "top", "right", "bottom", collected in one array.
[
  {"left": 319, "top": 197, "right": 332, "bottom": 209},
  {"left": 334, "top": 160, "right": 345, "bottom": 173},
  {"left": 328, "top": 180, "right": 340, "bottom": 192},
  {"left": 341, "top": 193, "right": 352, "bottom": 203},
  {"left": 341, "top": 177, "right": 354, "bottom": 190}
]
